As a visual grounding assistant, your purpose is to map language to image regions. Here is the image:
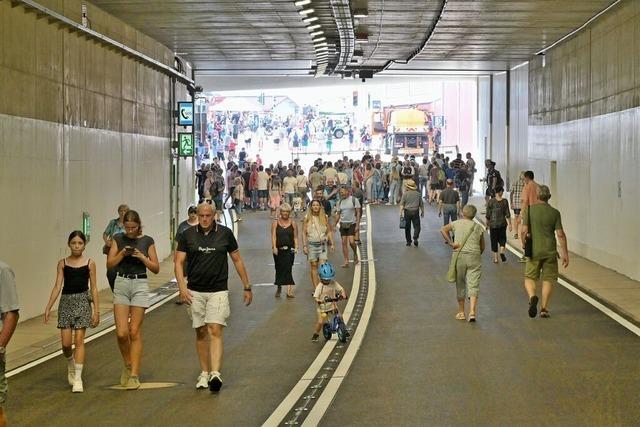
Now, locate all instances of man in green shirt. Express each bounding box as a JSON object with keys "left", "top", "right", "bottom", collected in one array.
[{"left": 520, "top": 185, "right": 569, "bottom": 318}]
